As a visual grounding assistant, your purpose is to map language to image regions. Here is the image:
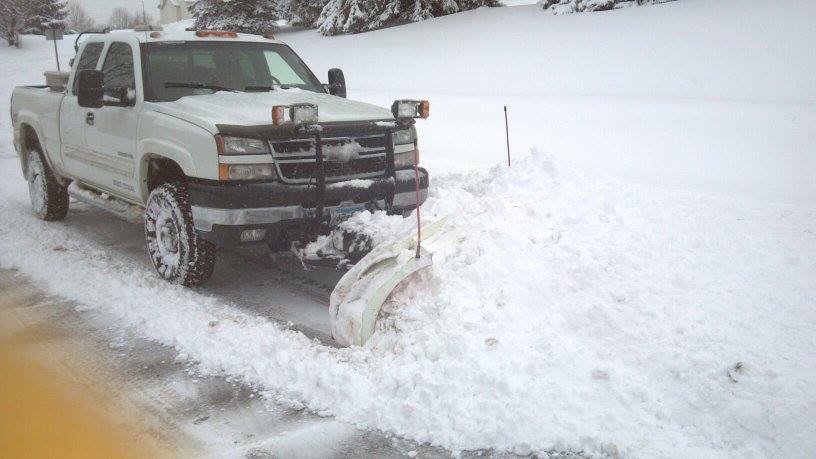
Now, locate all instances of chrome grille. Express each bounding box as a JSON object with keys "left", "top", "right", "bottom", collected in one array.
[
  {"left": 278, "top": 156, "right": 388, "bottom": 181},
  {"left": 270, "top": 133, "right": 389, "bottom": 183}
]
